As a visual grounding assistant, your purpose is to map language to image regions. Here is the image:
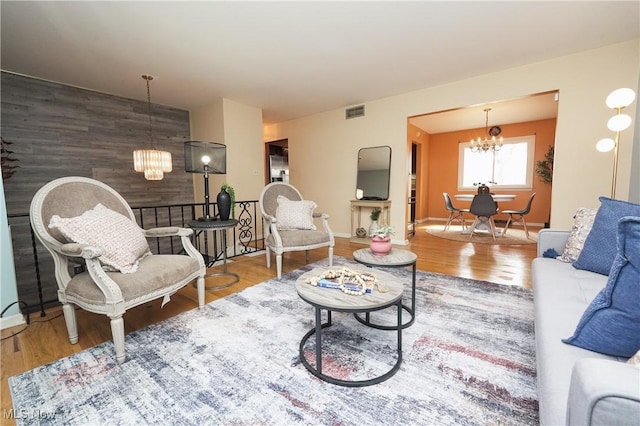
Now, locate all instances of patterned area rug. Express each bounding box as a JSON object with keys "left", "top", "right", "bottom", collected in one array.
[
  {"left": 423, "top": 224, "right": 538, "bottom": 245},
  {"left": 9, "top": 257, "right": 538, "bottom": 425}
]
